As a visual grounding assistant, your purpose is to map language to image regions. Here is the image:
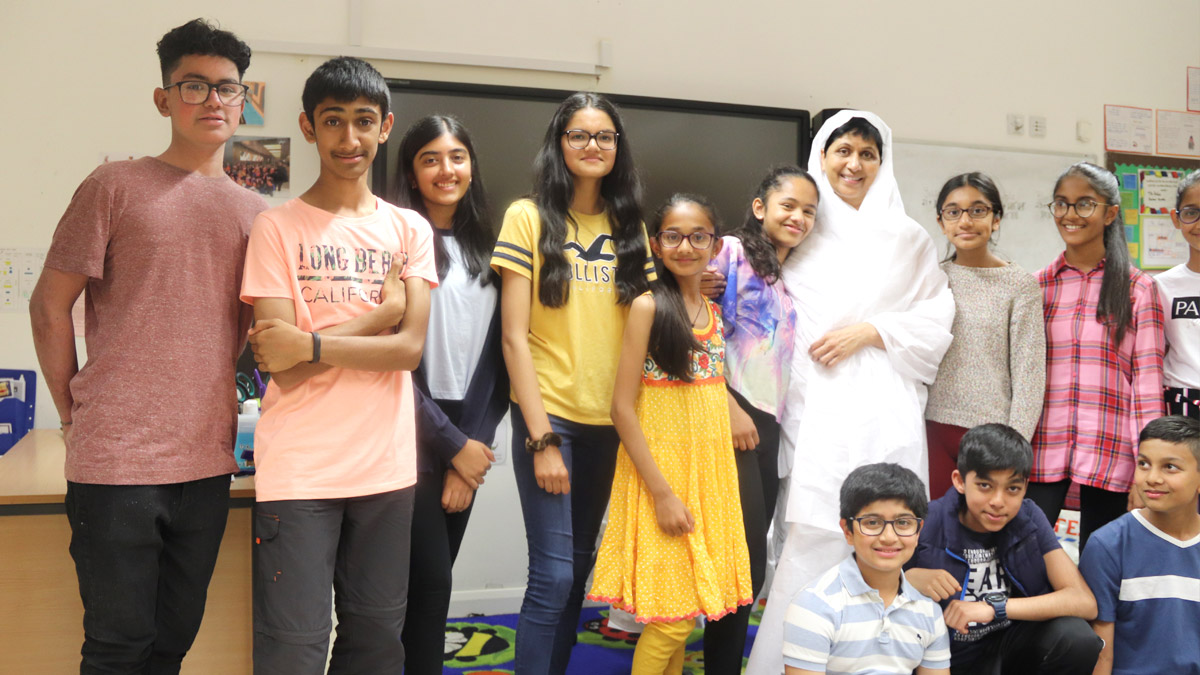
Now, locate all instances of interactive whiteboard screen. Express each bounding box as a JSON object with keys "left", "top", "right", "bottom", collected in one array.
[{"left": 374, "top": 81, "right": 809, "bottom": 231}]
